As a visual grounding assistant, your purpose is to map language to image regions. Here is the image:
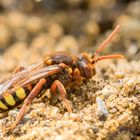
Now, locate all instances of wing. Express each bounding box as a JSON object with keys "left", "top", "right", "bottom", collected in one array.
[
  {"left": 0, "top": 61, "right": 60, "bottom": 96},
  {"left": 13, "top": 64, "right": 60, "bottom": 88},
  {"left": 0, "top": 61, "right": 44, "bottom": 94}
]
